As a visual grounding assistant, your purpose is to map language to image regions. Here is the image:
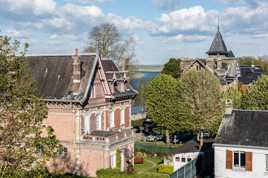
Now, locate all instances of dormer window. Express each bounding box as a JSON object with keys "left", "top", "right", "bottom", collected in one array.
[{"left": 113, "top": 80, "right": 118, "bottom": 87}]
